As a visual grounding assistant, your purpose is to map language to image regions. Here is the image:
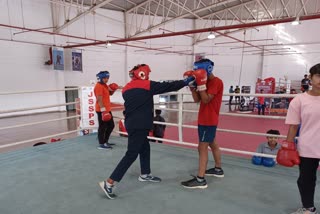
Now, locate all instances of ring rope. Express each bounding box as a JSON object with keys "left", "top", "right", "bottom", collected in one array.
[
  {"left": 0, "top": 115, "right": 81, "bottom": 131},
  {"left": 0, "top": 89, "right": 297, "bottom": 98},
  {"left": 182, "top": 124, "right": 288, "bottom": 138},
  {"left": 159, "top": 108, "right": 287, "bottom": 120},
  {"left": 113, "top": 116, "right": 289, "bottom": 139},
  {"left": 0, "top": 101, "right": 80, "bottom": 114},
  {"left": 177, "top": 92, "right": 297, "bottom": 98},
  {"left": 116, "top": 131, "right": 276, "bottom": 159},
  {"left": 0, "top": 88, "right": 79, "bottom": 95}
]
